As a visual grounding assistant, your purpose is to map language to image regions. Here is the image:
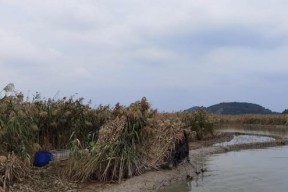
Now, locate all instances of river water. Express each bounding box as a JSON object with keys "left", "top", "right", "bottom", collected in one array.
[
  {"left": 159, "top": 145, "right": 288, "bottom": 192},
  {"left": 159, "top": 125, "right": 288, "bottom": 192}
]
